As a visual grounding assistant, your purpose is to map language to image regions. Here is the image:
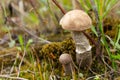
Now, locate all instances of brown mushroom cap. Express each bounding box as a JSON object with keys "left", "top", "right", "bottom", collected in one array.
[
  {"left": 60, "top": 9, "right": 92, "bottom": 31},
  {"left": 59, "top": 53, "right": 72, "bottom": 64}
]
